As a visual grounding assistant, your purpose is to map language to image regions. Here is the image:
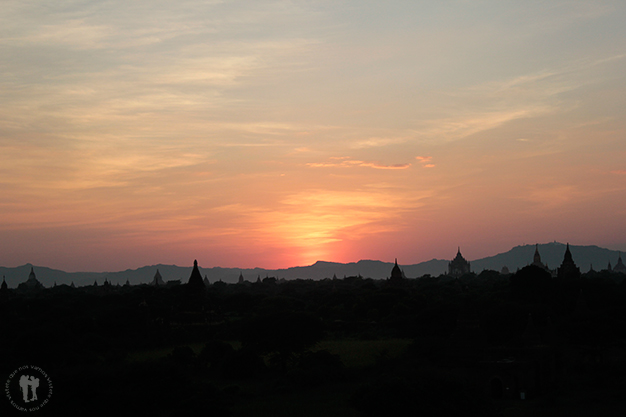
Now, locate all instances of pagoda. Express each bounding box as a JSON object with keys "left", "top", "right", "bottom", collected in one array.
[
  {"left": 613, "top": 253, "right": 626, "bottom": 273},
  {"left": 448, "top": 248, "right": 471, "bottom": 277},
  {"left": 187, "top": 260, "right": 206, "bottom": 291},
  {"left": 151, "top": 269, "right": 165, "bottom": 286},
  {"left": 557, "top": 243, "right": 580, "bottom": 279},
  {"left": 17, "top": 266, "right": 44, "bottom": 291}
]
